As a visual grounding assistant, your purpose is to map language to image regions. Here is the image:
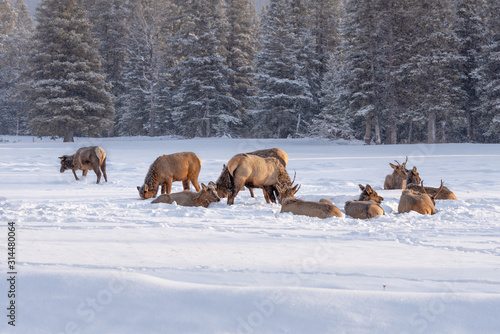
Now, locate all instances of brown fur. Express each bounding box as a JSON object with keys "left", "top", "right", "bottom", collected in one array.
[
  {"left": 215, "top": 148, "right": 288, "bottom": 200},
  {"left": 59, "top": 146, "right": 107, "bottom": 184},
  {"left": 137, "top": 152, "right": 201, "bottom": 199},
  {"left": 344, "top": 184, "right": 384, "bottom": 219},
  {"left": 384, "top": 157, "right": 408, "bottom": 189},
  {"left": 151, "top": 183, "right": 220, "bottom": 208},
  {"left": 406, "top": 166, "right": 421, "bottom": 186},
  {"left": 276, "top": 183, "right": 342, "bottom": 219},
  {"left": 406, "top": 183, "right": 457, "bottom": 200},
  {"left": 226, "top": 154, "right": 291, "bottom": 205},
  {"left": 398, "top": 181, "right": 444, "bottom": 215}
]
